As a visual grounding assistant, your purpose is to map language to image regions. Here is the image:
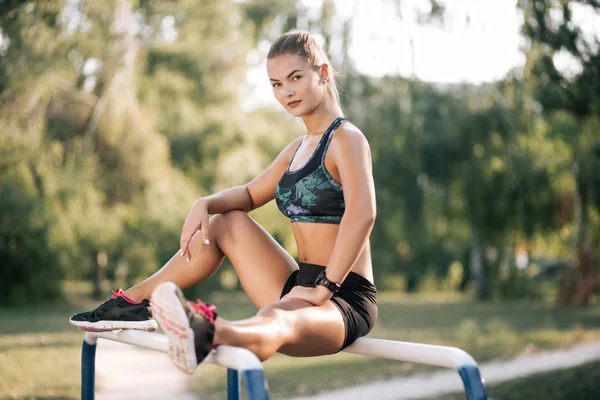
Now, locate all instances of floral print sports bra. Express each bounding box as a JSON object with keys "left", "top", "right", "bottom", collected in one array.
[{"left": 275, "top": 117, "right": 346, "bottom": 224}]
